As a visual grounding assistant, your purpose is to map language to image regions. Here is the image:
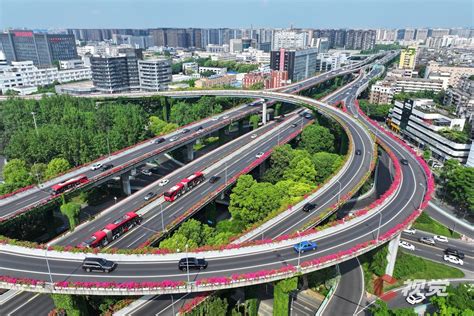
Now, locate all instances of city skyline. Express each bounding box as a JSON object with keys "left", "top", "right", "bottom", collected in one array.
[{"left": 0, "top": 0, "right": 473, "bottom": 29}]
